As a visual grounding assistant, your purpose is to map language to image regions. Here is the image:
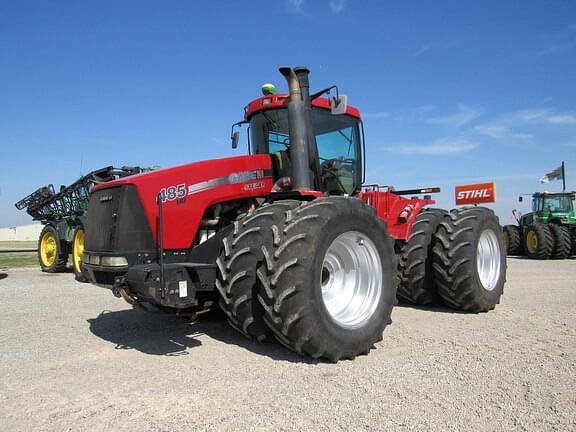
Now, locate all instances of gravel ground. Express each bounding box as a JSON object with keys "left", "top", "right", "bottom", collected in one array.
[{"left": 0, "top": 258, "right": 575, "bottom": 431}]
